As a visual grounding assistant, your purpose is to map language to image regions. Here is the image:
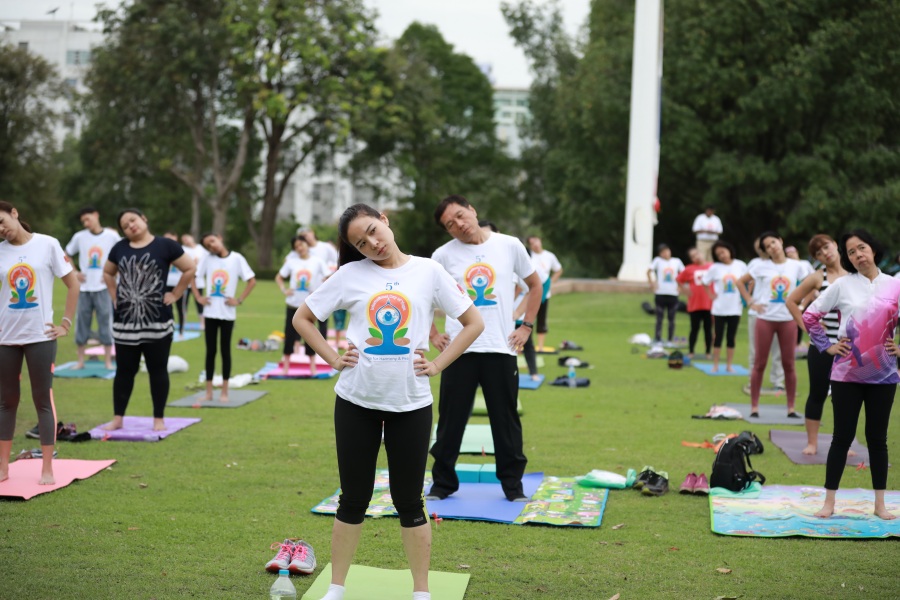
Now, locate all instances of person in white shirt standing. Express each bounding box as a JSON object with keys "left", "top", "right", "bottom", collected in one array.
[
  {"left": 0, "top": 201, "right": 79, "bottom": 485},
  {"left": 647, "top": 244, "right": 685, "bottom": 343},
  {"left": 692, "top": 205, "right": 723, "bottom": 263},
  {"left": 181, "top": 234, "right": 209, "bottom": 331},
  {"left": 292, "top": 203, "right": 484, "bottom": 600},
  {"left": 427, "top": 195, "right": 542, "bottom": 503},
  {"left": 194, "top": 233, "right": 256, "bottom": 402},
  {"left": 65, "top": 207, "right": 121, "bottom": 370},
  {"left": 526, "top": 235, "right": 563, "bottom": 352}
]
